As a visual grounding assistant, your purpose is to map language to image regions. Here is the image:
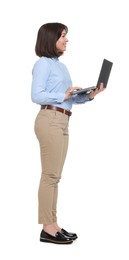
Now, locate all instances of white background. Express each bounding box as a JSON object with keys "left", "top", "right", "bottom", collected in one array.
[{"left": 0, "top": 0, "right": 129, "bottom": 259}]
